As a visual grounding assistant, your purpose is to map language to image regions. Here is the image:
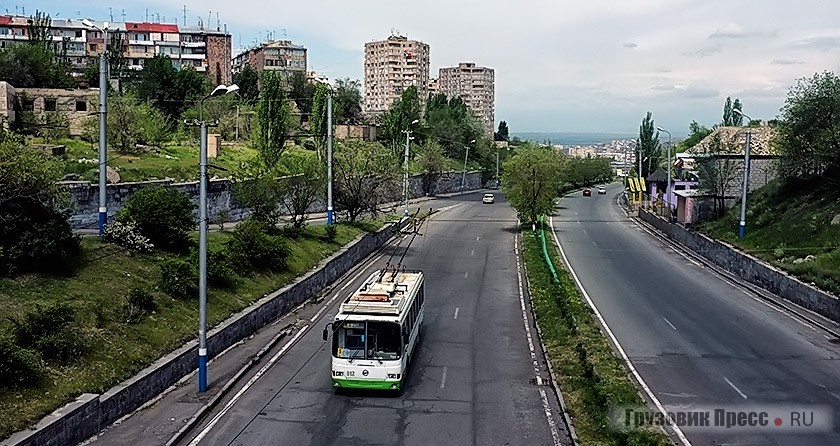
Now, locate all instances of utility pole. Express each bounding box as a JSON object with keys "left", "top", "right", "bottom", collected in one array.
[
  {"left": 404, "top": 129, "right": 410, "bottom": 215},
  {"left": 495, "top": 150, "right": 500, "bottom": 186},
  {"left": 327, "top": 92, "right": 334, "bottom": 225},
  {"left": 82, "top": 19, "right": 110, "bottom": 236},
  {"left": 733, "top": 108, "right": 752, "bottom": 240}
]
